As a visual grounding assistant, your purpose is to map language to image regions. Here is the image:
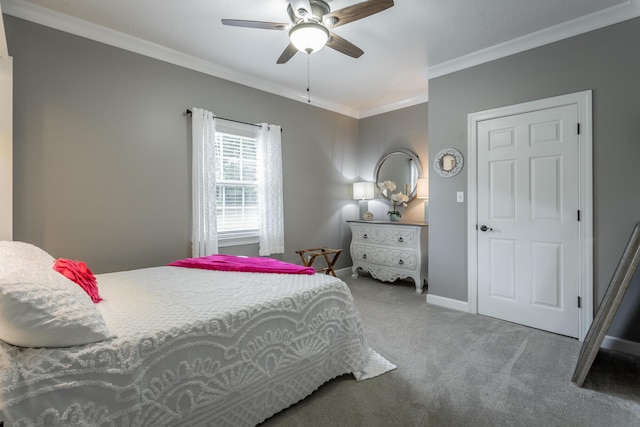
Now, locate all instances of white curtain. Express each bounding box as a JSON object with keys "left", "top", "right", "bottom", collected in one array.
[
  {"left": 256, "top": 124, "right": 285, "bottom": 256},
  {"left": 190, "top": 108, "right": 218, "bottom": 257}
]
